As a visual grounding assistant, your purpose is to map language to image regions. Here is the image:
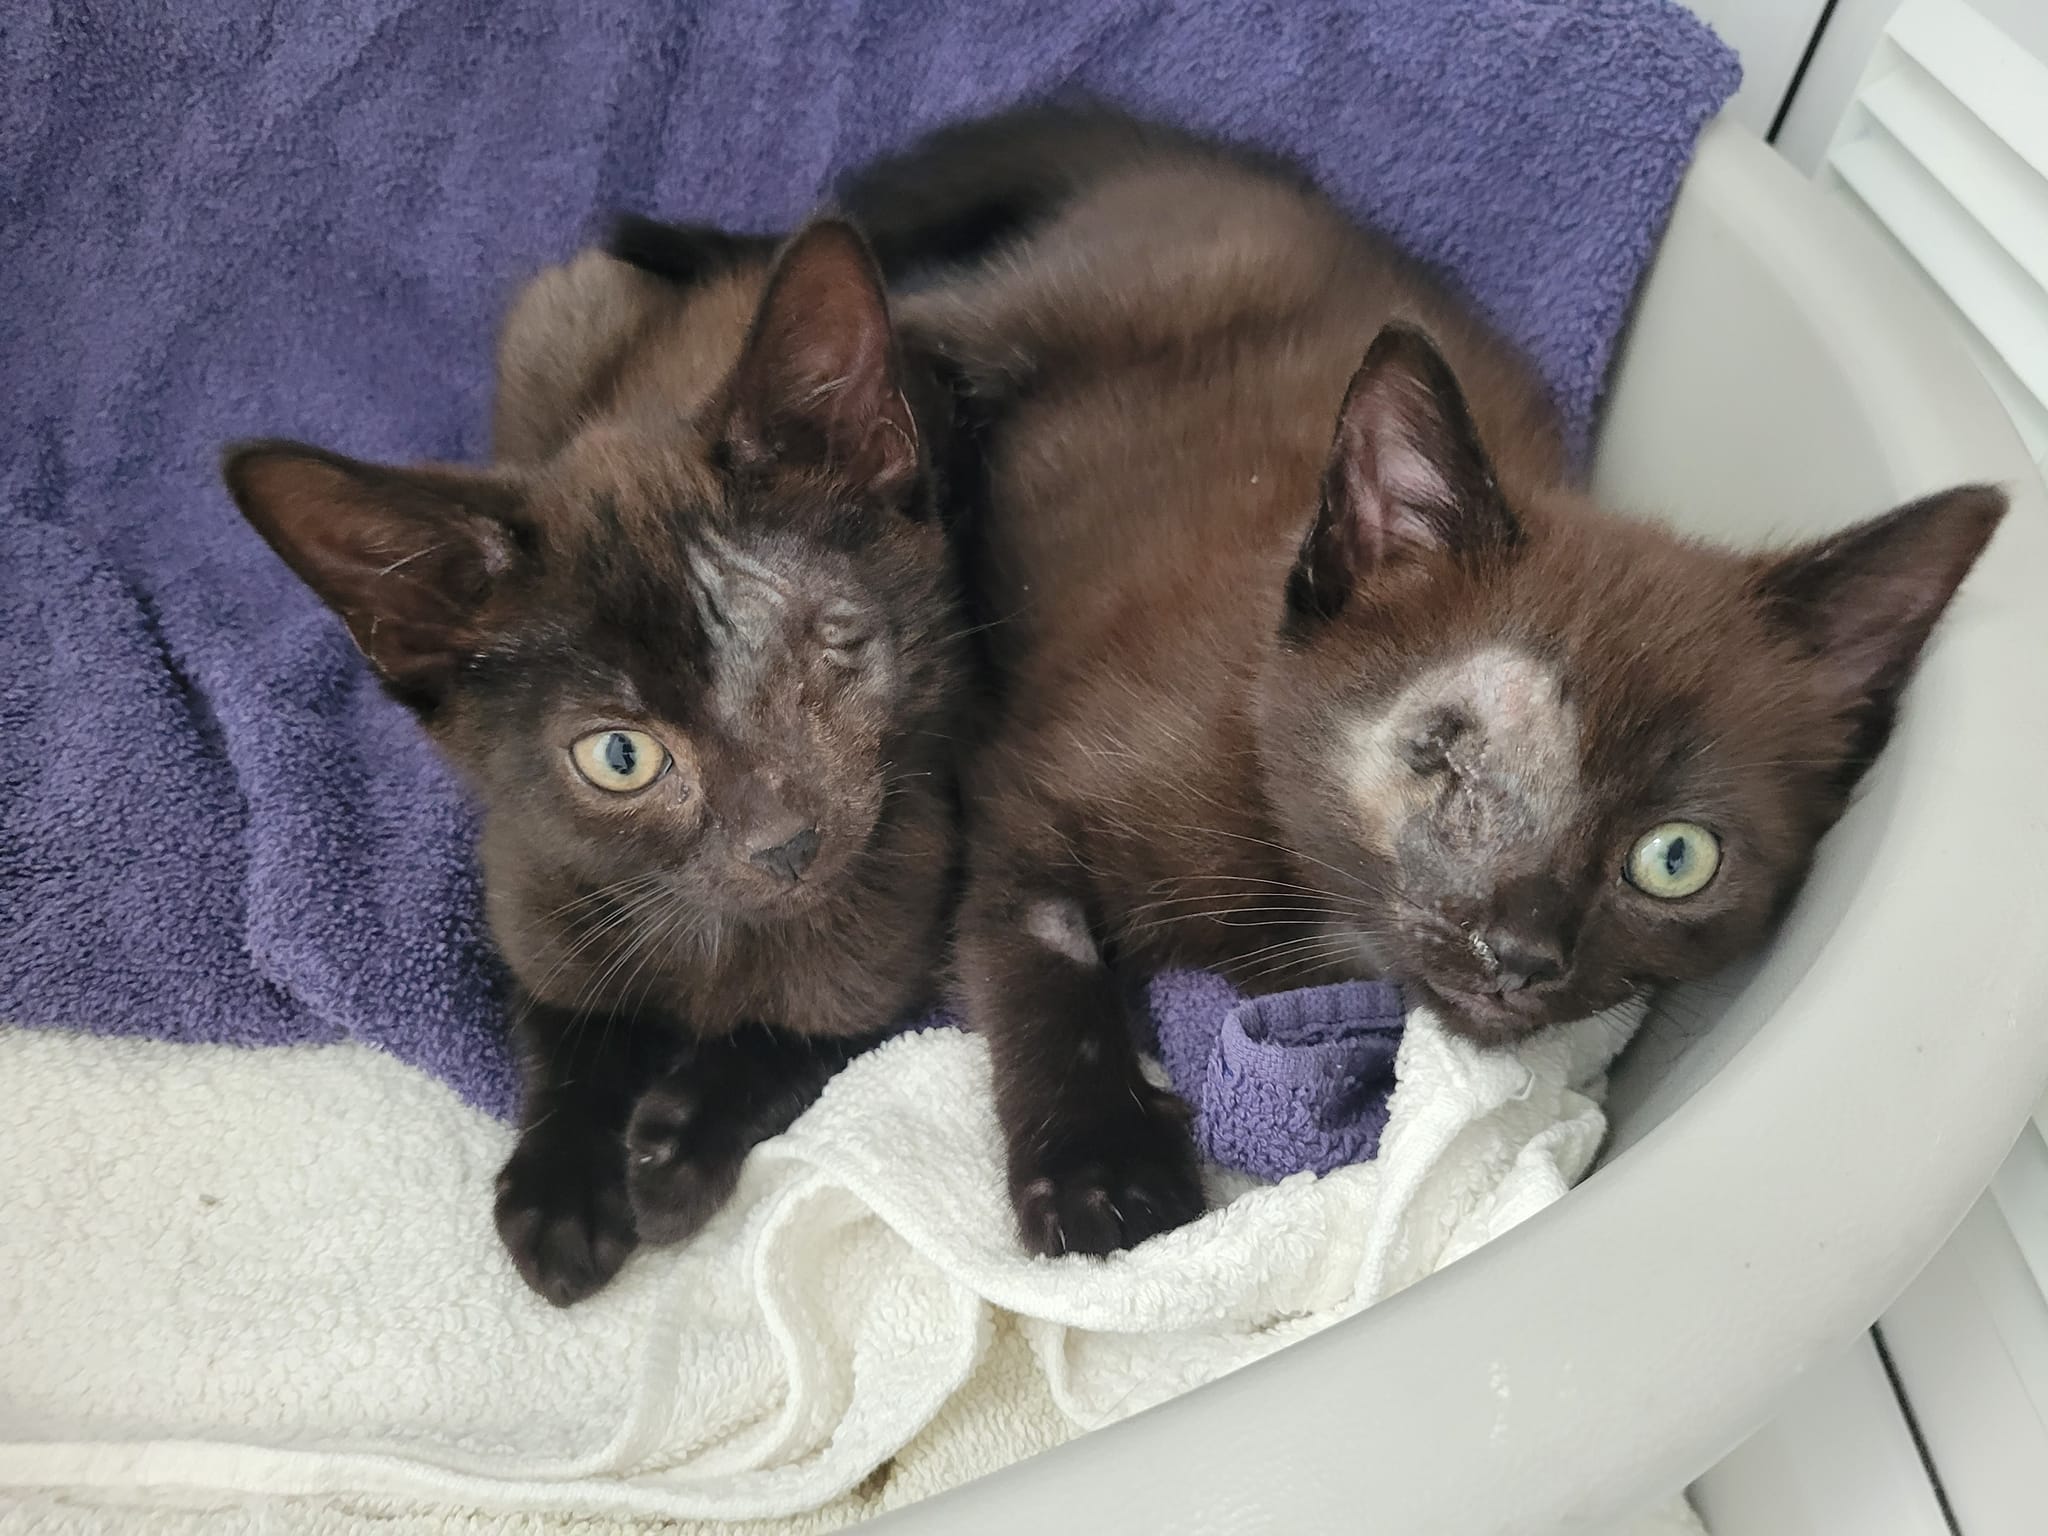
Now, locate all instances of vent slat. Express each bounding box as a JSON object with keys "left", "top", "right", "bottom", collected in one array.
[
  {"left": 1887, "top": 0, "right": 2048, "bottom": 180},
  {"left": 1828, "top": 180, "right": 2048, "bottom": 466},
  {"left": 1987, "top": 1121, "right": 2048, "bottom": 1417},
  {"left": 1830, "top": 133, "right": 2048, "bottom": 429},
  {"left": 1859, "top": 64, "right": 2048, "bottom": 295},
  {"left": 1822, "top": 0, "right": 2048, "bottom": 473}
]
